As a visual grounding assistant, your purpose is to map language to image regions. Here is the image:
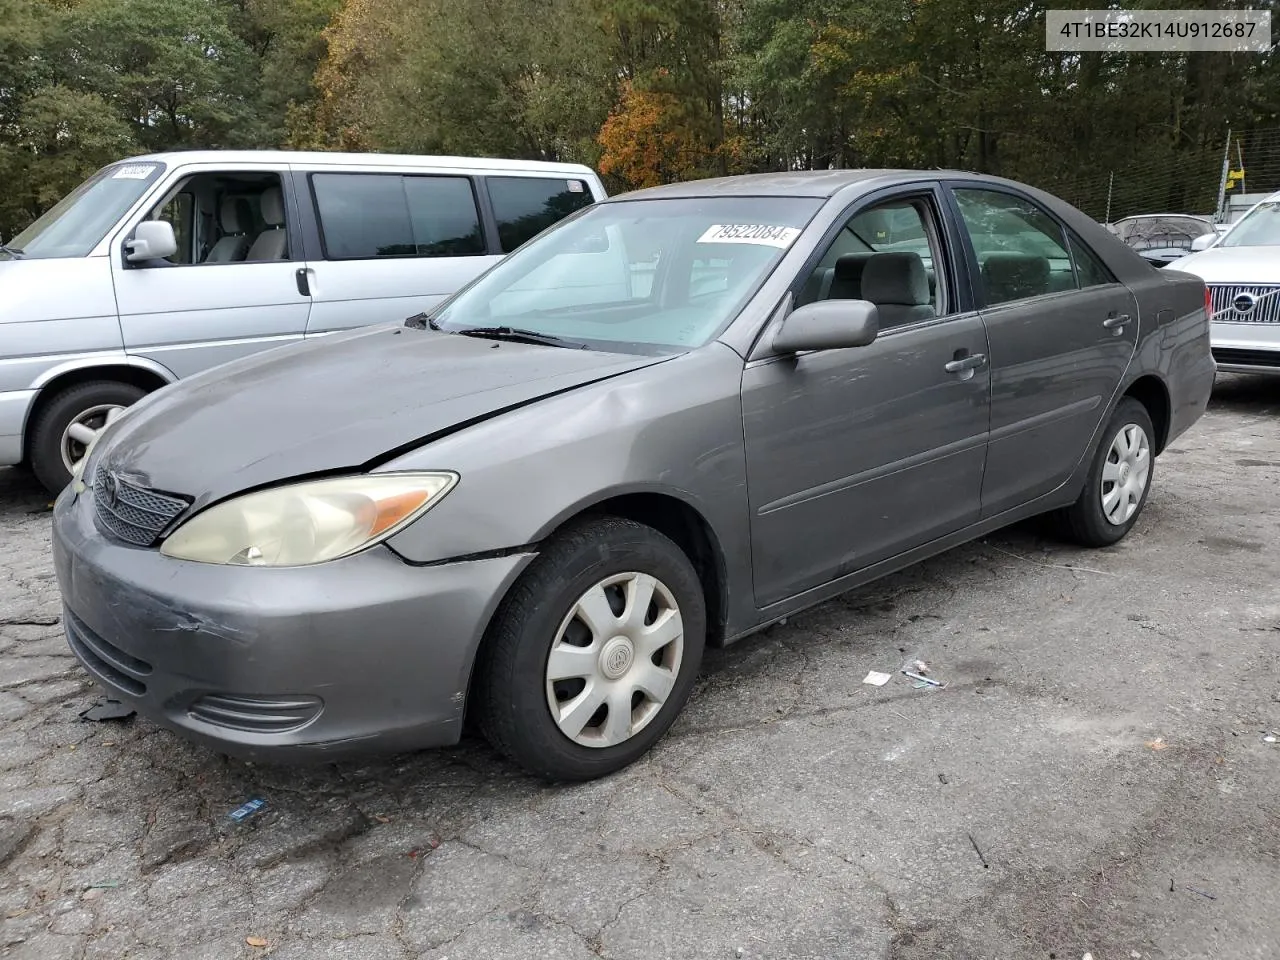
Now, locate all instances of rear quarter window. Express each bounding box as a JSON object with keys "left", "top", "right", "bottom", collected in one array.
[{"left": 488, "top": 176, "right": 595, "bottom": 253}]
